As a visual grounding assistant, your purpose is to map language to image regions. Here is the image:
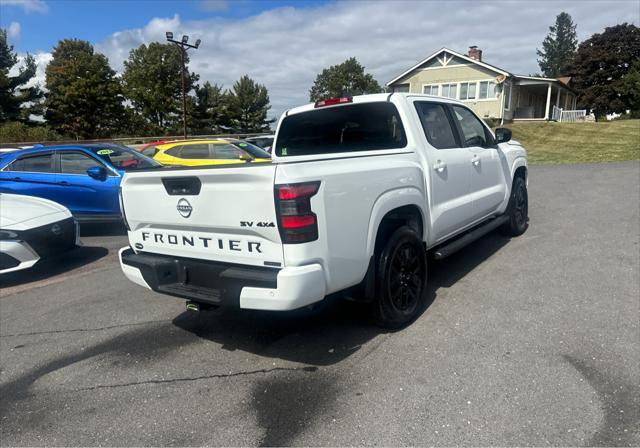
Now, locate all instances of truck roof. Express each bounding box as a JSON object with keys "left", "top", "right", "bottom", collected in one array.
[{"left": 284, "top": 92, "right": 465, "bottom": 117}]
